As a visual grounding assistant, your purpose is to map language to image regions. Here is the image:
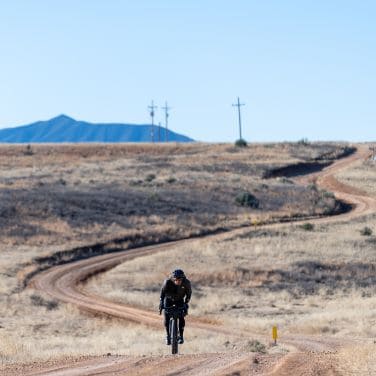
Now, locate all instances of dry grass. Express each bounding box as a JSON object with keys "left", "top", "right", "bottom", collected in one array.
[
  {"left": 336, "top": 158, "right": 376, "bottom": 196},
  {"left": 0, "top": 289, "right": 265, "bottom": 366},
  {"left": 0, "top": 143, "right": 348, "bottom": 253},
  {"left": 87, "top": 144, "right": 376, "bottom": 342},
  {"left": 0, "top": 142, "right": 347, "bottom": 285},
  {"left": 88, "top": 212, "right": 376, "bottom": 339},
  {"left": 87, "top": 214, "right": 376, "bottom": 371},
  {"left": 0, "top": 142, "right": 362, "bottom": 365}
]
